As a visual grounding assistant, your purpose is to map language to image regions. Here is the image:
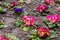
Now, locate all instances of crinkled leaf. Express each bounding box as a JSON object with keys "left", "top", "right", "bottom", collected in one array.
[
  {"left": 4, "top": 2, "right": 10, "bottom": 7},
  {"left": 35, "top": 20, "right": 39, "bottom": 25},
  {"left": 54, "top": 0, "right": 60, "bottom": 4},
  {"left": 50, "top": 30, "right": 57, "bottom": 38},
  {"left": 32, "top": 37, "right": 41, "bottom": 40},
  {"left": 0, "top": 21, "right": 4, "bottom": 28},
  {"left": 38, "top": 0, "right": 42, "bottom": 3},
  {"left": 56, "top": 23, "right": 60, "bottom": 27},
  {"left": 31, "top": 30, "right": 37, "bottom": 35},
  {"left": 28, "top": 35, "right": 36, "bottom": 38},
  {"left": 36, "top": 37, "right": 41, "bottom": 40},
  {"left": 23, "top": 27, "right": 30, "bottom": 31},
  {"left": 21, "top": 11, "right": 28, "bottom": 15},
  {"left": 25, "top": 0, "right": 31, "bottom": 4},
  {"left": 45, "top": 6, "right": 54, "bottom": 13},
  {"left": 20, "top": 25, "right": 24, "bottom": 29},
  {"left": 19, "top": 0, "right": 24, "bottom": 3},
  {"left": 5, "top": 34, "right": 19, "bottom": 40},
  {"left": 41, "top": 12, "right": 47, "bottom": 16},
  {"left": 48, "top": 23, "right": 56, "bottom": 28},
  {"left": 16, "top": 19, "right": 24, "bottom": 26},
  {"left": 0, "top": 7, "right": 3, "bottom": 12},
  {"left": 46, "top": 37, "right": 51, "bottom": 40},
  {"left": 48, "top": 24, "right": 54, "bottom": 28},
  {"left": 43, "top": 20, "right": 56, "bottom": 28}
]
